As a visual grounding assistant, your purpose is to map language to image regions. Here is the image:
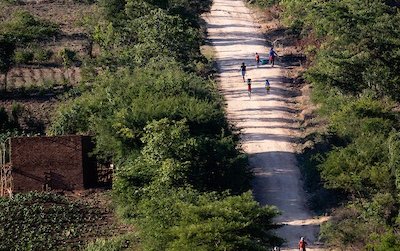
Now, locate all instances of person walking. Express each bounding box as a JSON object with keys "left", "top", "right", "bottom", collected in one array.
[
  {"left": 265, "top": 79, "right": 270, "bottom": 94},
  {"left": 247, "top": 78, "right": 252, "bottom": 99},
  {"left": 269, "top": 47, "right": 279, "bottom": 67},
  {"left": 240, "top": 62, "right": 247, "bottom": 82},
  {"left": 298, "top": 237, "right": 308, "bottom": 251},
  {"left": 255, "top": 52, "right": 260, "bottom": 68}
]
